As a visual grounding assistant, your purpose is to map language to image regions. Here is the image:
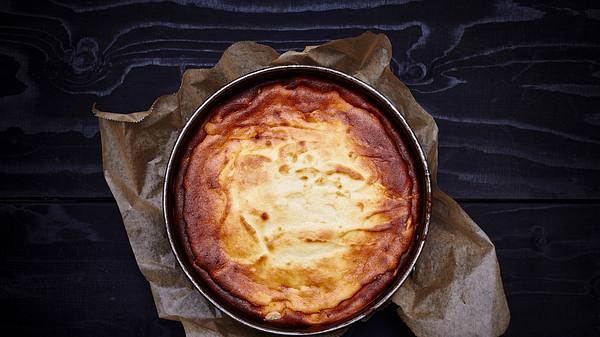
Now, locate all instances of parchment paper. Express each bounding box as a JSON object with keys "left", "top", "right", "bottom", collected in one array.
[{"left": 95, "top": 32, "right": 510, "bottom": 337}]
